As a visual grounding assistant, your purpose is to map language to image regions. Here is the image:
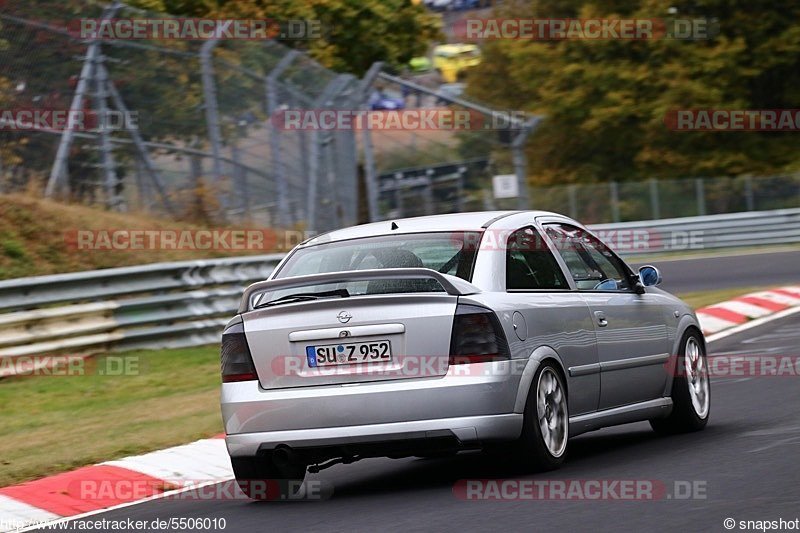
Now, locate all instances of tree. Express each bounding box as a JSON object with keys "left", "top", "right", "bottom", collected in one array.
[
  {"left": 128, "top": 0, "right": 442, "bottom": 76},
  {"left": 466, "top": 0, "right": 800, "bottom": 186}
]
